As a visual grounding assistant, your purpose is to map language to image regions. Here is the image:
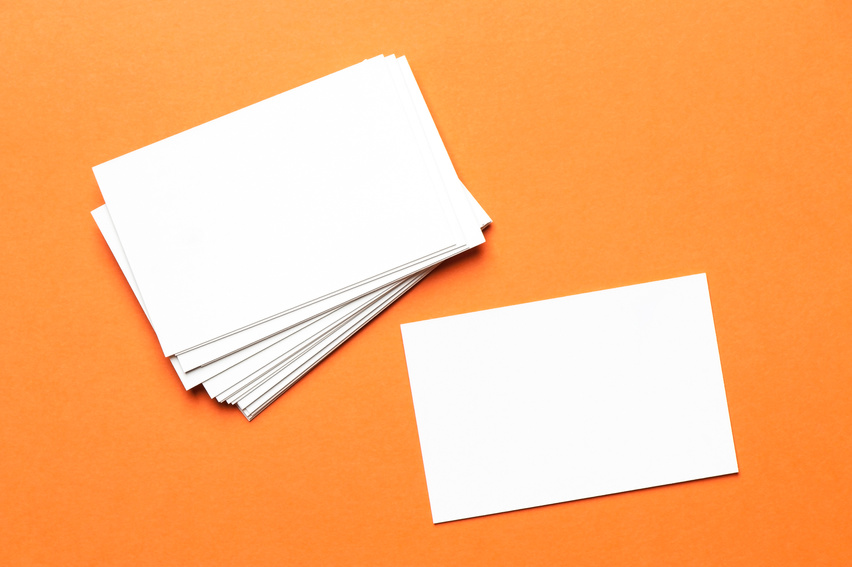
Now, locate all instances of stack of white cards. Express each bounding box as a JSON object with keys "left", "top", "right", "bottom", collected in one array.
[{"left": 91, "top": 55, "right": 491, "bottom": 420}]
